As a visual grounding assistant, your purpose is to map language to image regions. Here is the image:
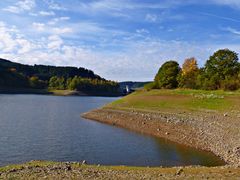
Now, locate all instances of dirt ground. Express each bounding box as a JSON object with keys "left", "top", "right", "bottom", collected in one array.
[{"left": 1, "top": 161, "right": 240, "bottom": 180}]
